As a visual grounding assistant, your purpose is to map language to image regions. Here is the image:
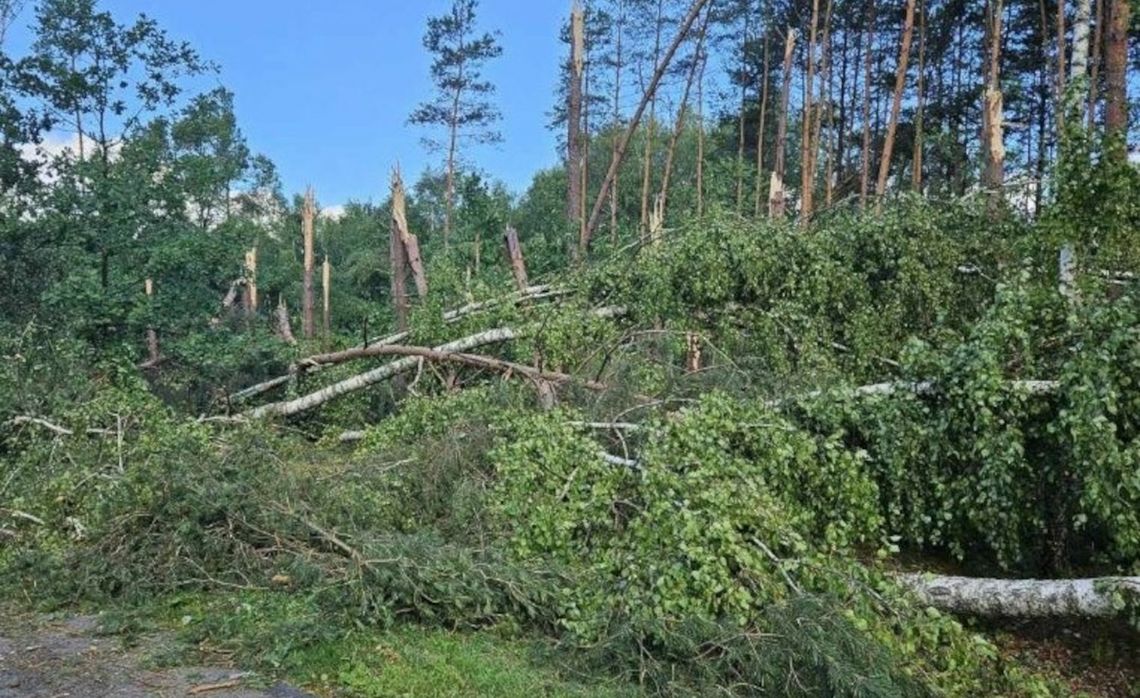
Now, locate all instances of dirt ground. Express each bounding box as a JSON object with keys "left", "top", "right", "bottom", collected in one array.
[{"left": 0, "top": 611, "right": 313, "bottom": 698}]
